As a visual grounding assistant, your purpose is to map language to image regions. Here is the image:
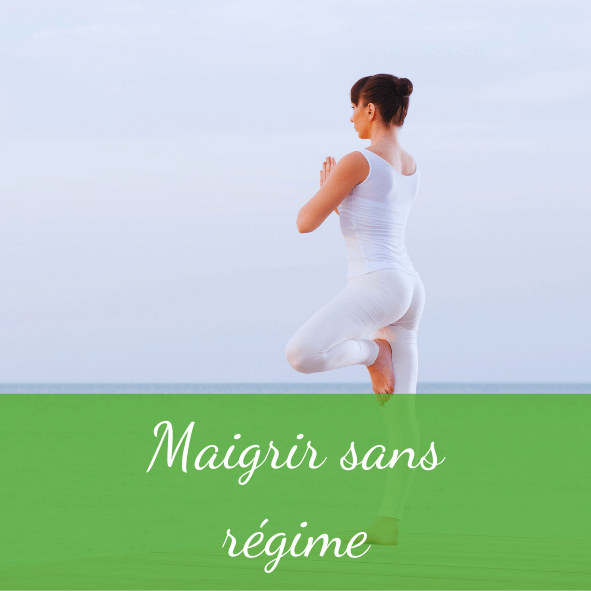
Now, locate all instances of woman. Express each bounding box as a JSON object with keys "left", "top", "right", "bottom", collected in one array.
[{"left": 285, "top": 74, "right": 424, "bottom": 544}]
